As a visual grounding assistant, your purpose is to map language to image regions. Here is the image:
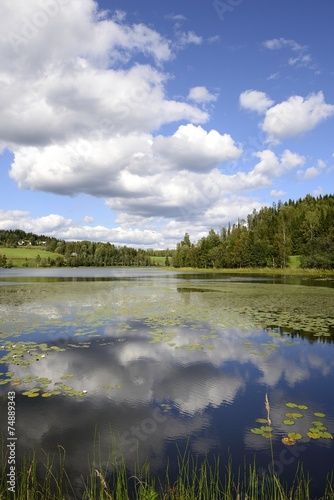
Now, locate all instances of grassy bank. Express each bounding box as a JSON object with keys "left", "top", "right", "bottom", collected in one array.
[
  {"left": 1, "top": 443, "right": 334, "bottom": 499},
  {"left": 160, "top": 266, "right": 334, "bottom": 277}
]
